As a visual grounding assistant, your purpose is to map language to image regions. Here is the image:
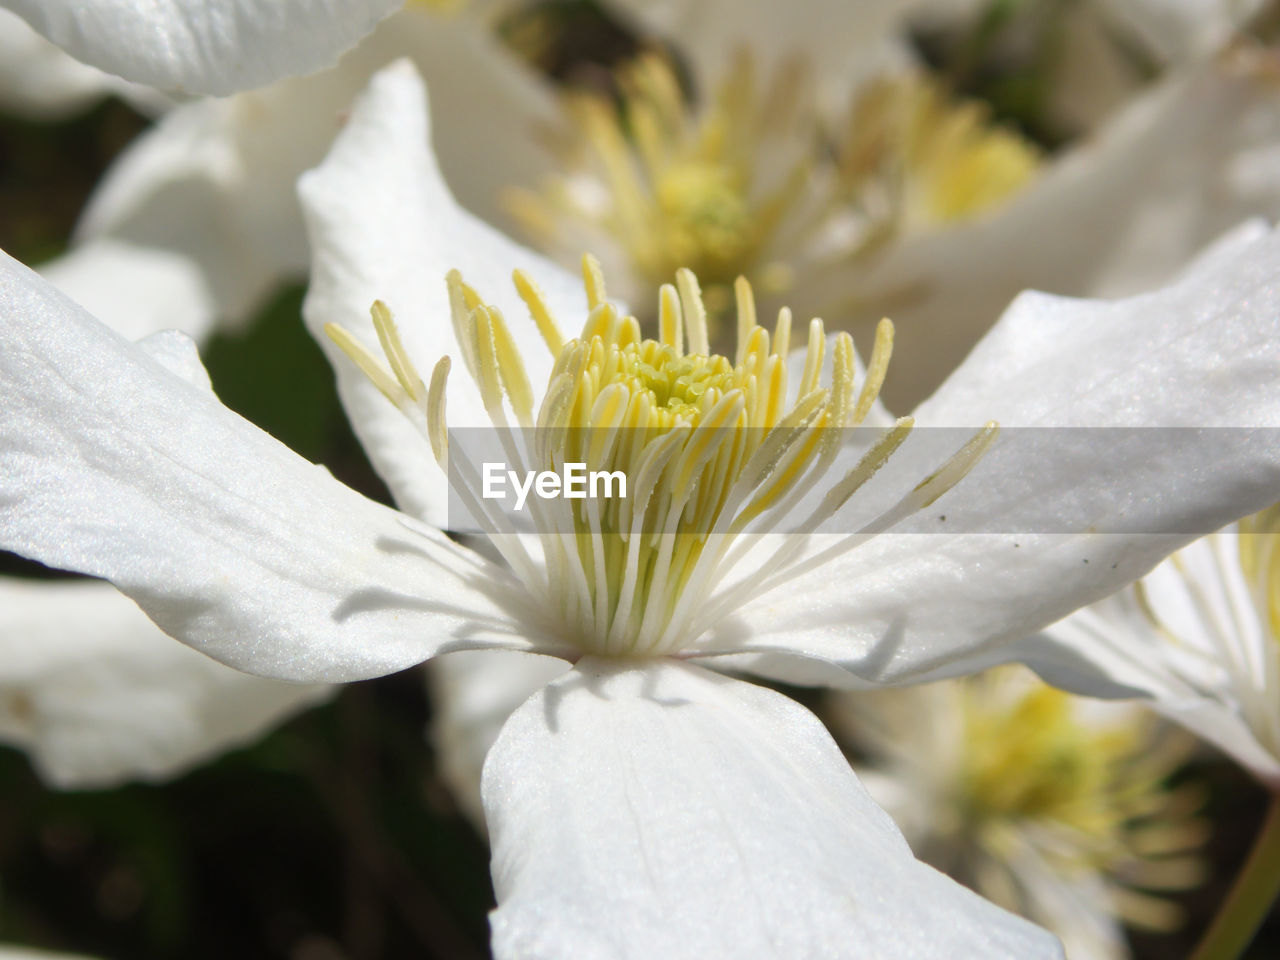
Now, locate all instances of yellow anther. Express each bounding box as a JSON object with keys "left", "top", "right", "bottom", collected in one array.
[
  {"left": 486, "top": 305, "right": 535, "bottom": 426},
  {"left": 426, "top": 355, "right": 450, "bottom": 466},
  {"left": 582, "top": 253, "right": 609, "bottom": 310},
  {"left": 798, "top": 318, "right": 825, "bottom": 397},
  {"left": 772, "top": 307, "right": 791, "bottom": 360},
  {"left": 853, "top": 319, "right": 894, "bottom": 426},
  {"left": 513, "top": 269, "right": 565, "bottom": 355},
  {"left": 324, "top": 322, "right": 406, "bottom": 408},
  {"left": 659, "top": 283, "right": 683, "bottom": 350},
  {"left": 911, "top": 421, "right": 1000, "bottom": 509},
  {"left": 734, "top": 276, "right": 756, "bottom": 365},
  {"left": 370, "top": 300, "right": 424, "bottom": 403},
  {"left": 675, "top": 268, "right": 710, "bottom": 356}
]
